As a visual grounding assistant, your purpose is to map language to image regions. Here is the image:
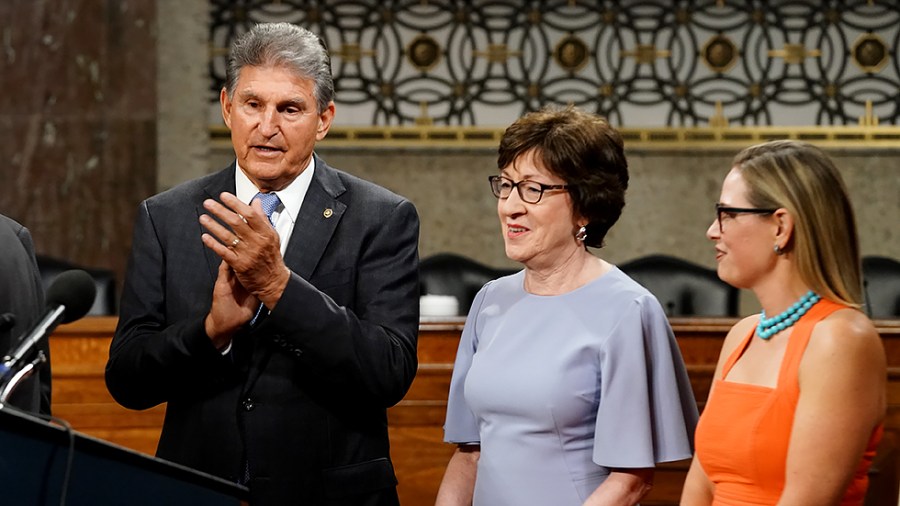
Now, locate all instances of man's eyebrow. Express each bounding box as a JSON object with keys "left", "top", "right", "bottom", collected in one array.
[
  {"left": 279, "top": 97, "right": 308, "bottom": 108},
  {"left": 237, "top": 89, "right": 260, "bottom": 101},
  {"left": 236, "top": 91, "right": 309, "bottom": 108}
]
